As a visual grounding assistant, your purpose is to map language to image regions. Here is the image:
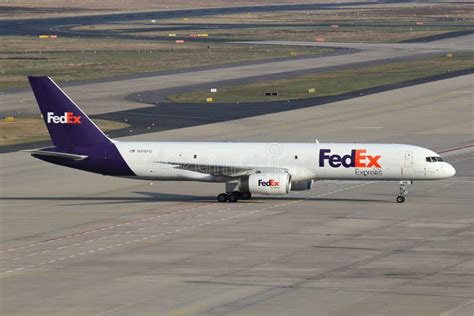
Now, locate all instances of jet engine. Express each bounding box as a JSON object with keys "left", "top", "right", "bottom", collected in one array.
[{"left": 239, "top": 173, "right": 291, "bottom": 195}]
